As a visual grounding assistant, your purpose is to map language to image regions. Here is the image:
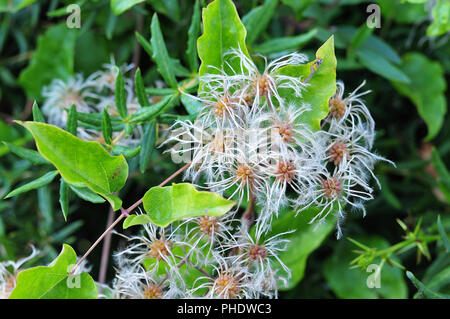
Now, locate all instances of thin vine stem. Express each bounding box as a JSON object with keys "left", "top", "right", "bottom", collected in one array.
[{"left": 70, "top": 162, "right": 191, "bottom": 275}]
